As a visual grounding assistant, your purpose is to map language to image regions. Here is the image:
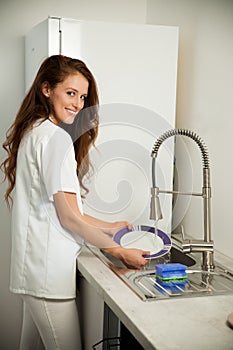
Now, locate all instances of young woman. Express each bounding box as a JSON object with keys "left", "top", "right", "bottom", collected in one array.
[{"left": 1, "top": 55, "right": 149, "bottom": 349}]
